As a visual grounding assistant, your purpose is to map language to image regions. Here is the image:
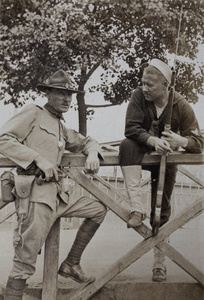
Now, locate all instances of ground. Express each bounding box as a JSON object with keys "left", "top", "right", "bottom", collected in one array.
[{"left": 0, "top": 214, "right": 204, "bottom": 300}]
